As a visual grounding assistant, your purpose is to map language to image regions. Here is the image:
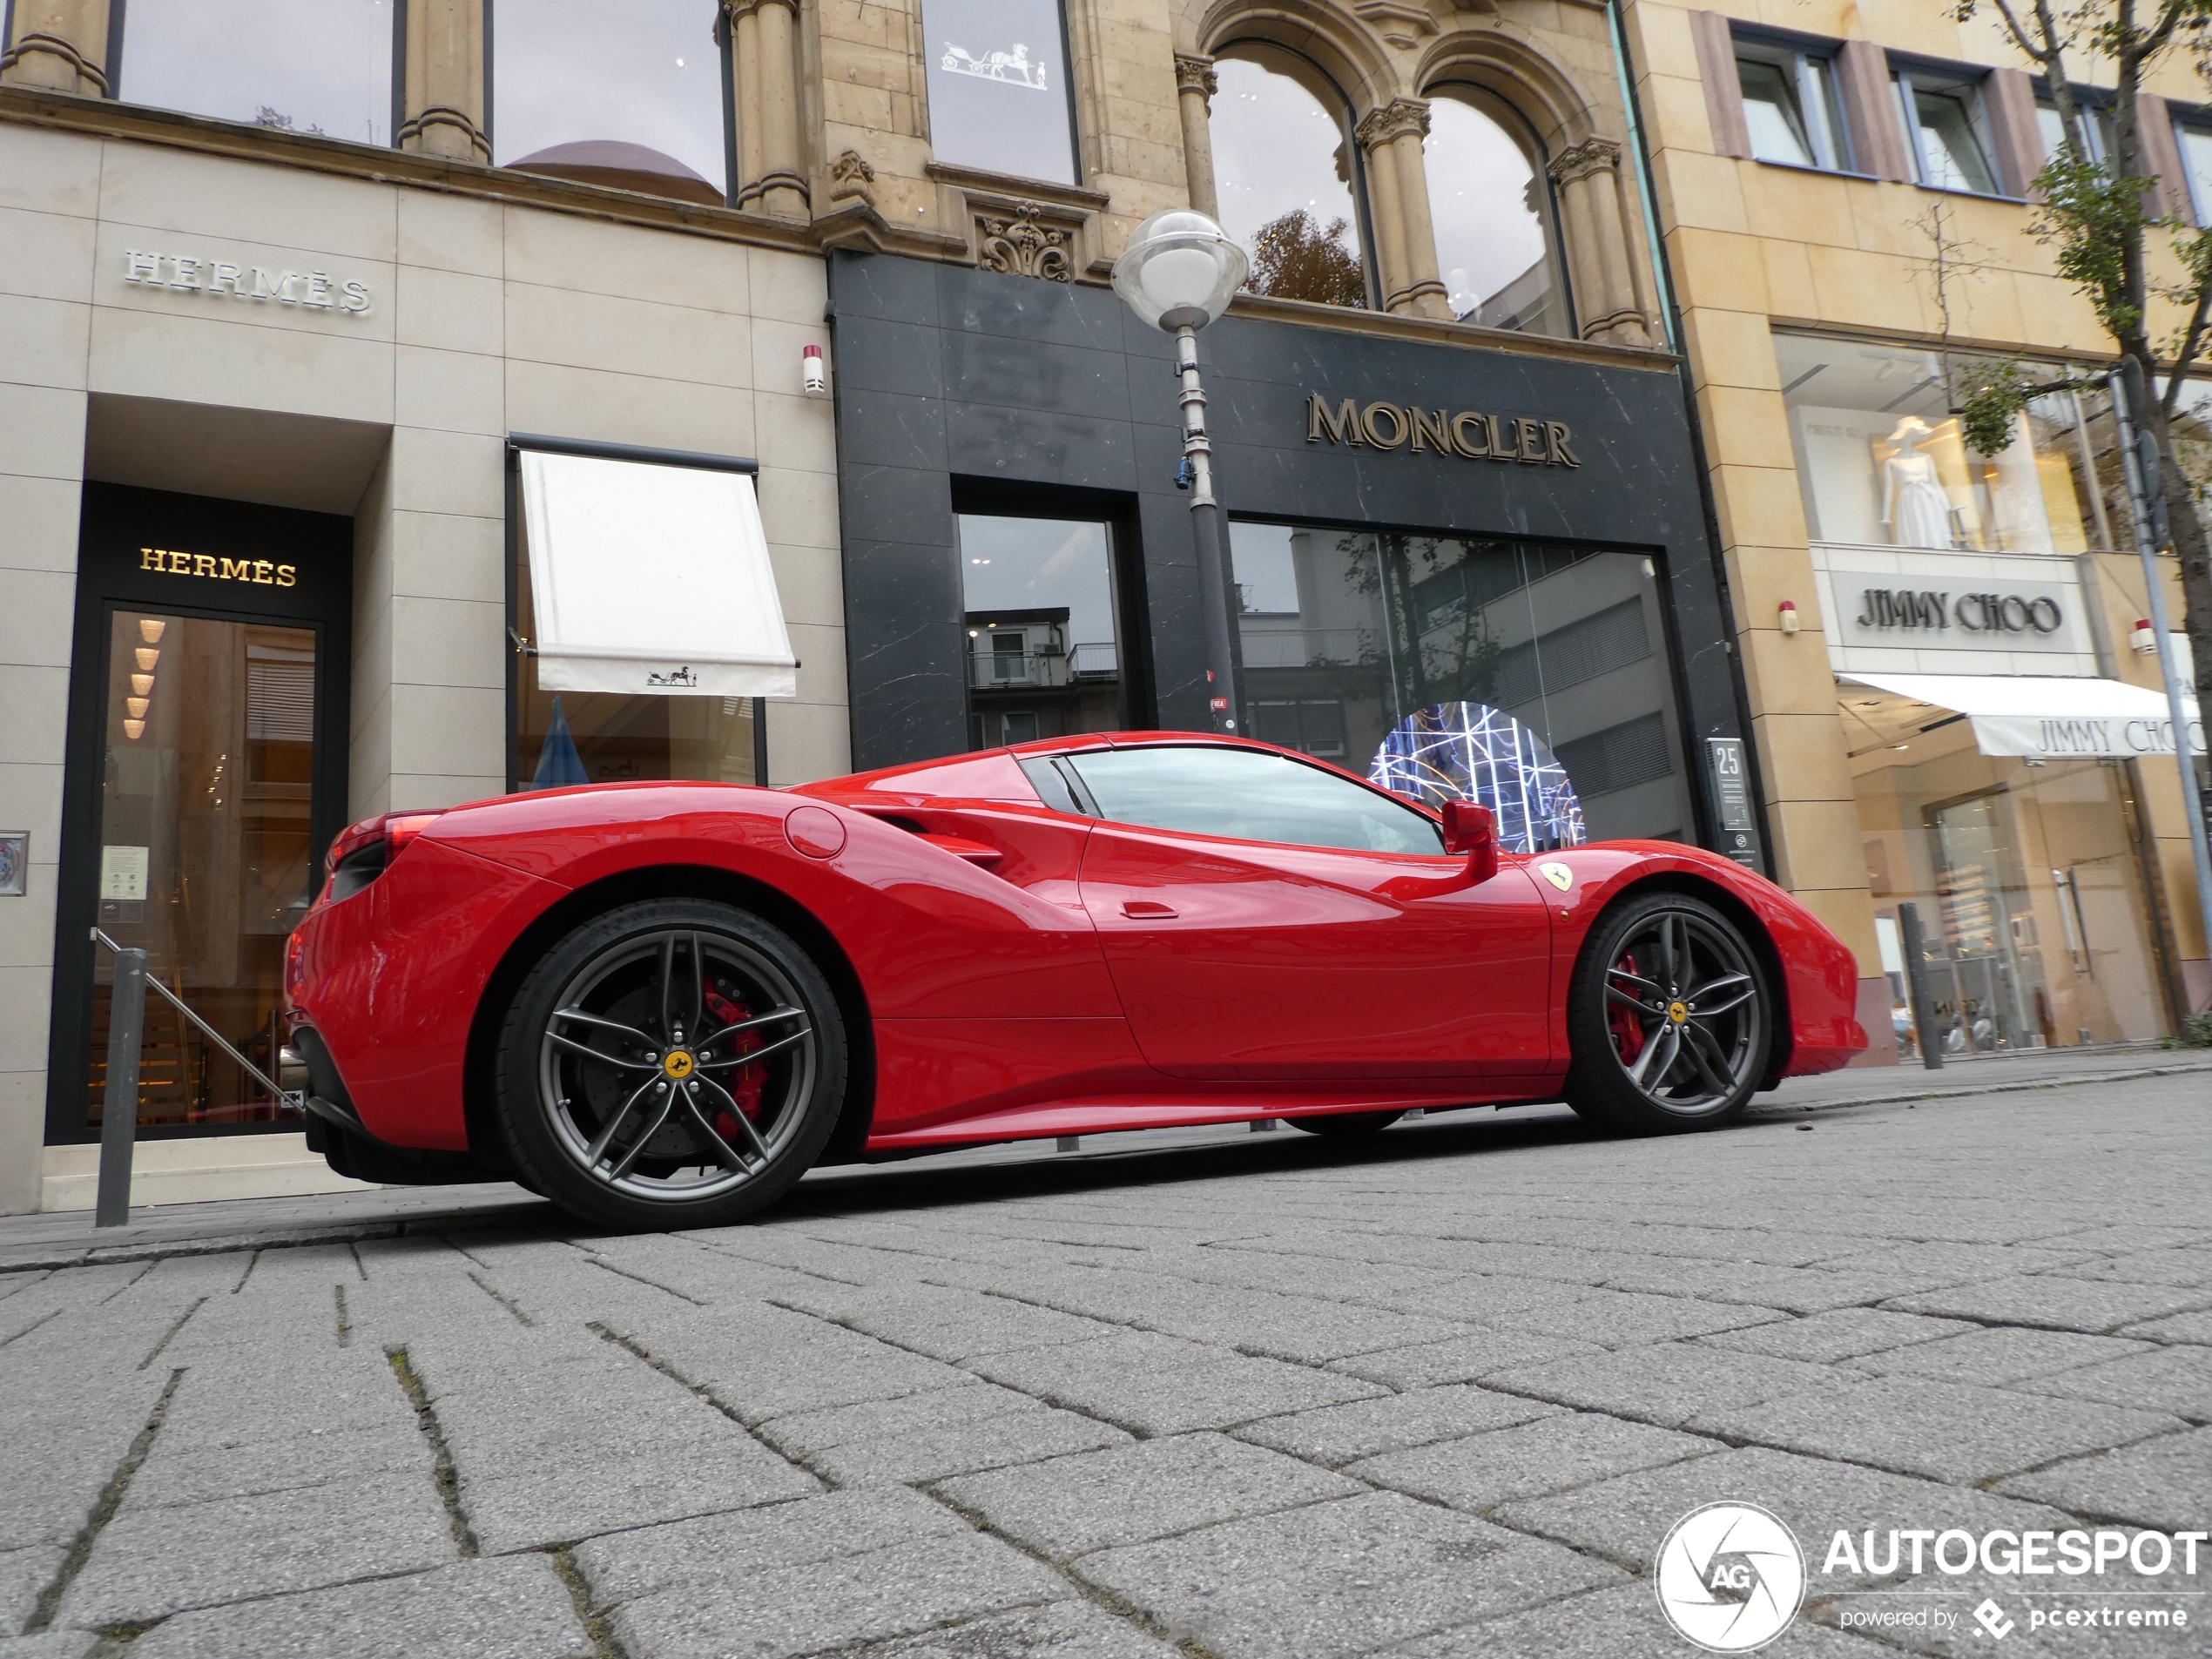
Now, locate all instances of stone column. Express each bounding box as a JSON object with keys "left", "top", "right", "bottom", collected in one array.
[
  {"left": 1548, "top": 137, "right": 1651, "bottom": 348},
  {"left": 1357, "top": 99, "right": 1448, "bottom": 319},
  {"left": 0, "top": 0, "right": 110, "bottom": 96},
  {"left": 732, "top": 0, "right": 806, "bottom": 218},
  {"left": 397, "top": 0, "right": 489, "bottom": 162},
  {"left": 1174, "top": 53, "right": 1219, "bottom": 219}
]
